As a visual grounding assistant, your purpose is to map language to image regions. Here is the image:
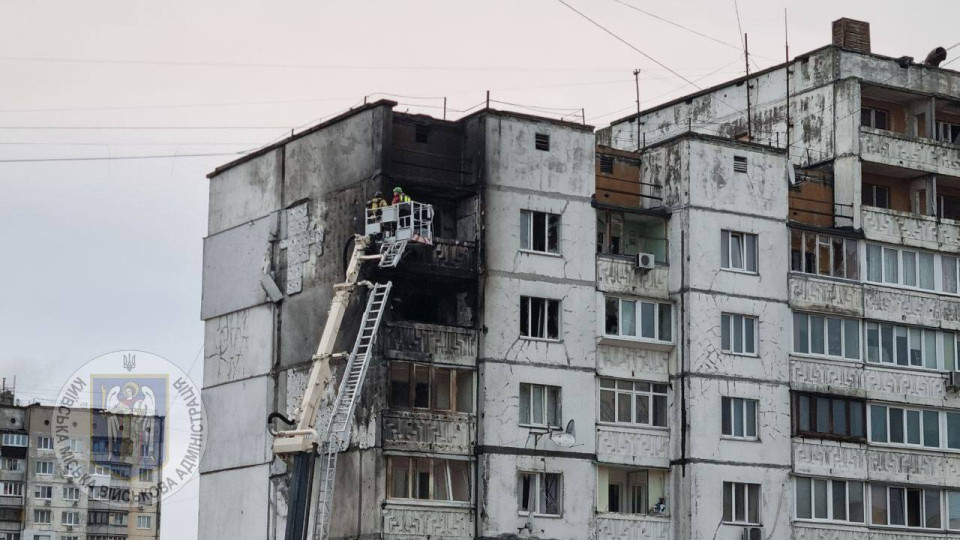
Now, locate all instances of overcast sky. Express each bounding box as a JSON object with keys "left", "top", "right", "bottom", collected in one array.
[{"left": 2, "top": 1, "right": 958, "bottom": 537}]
